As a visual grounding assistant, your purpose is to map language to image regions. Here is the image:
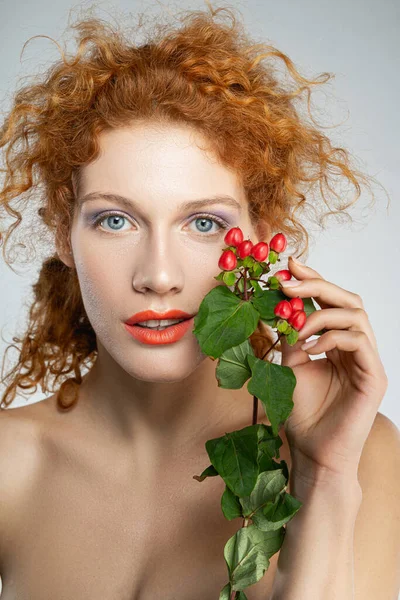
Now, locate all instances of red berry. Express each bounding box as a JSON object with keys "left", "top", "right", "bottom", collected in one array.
[
  {"left": 274, "top": 269, "right": 291, "bottom": 282},
  {"left": 218, "top": 250, "right": 237, "bottom": 271},
  {"left": 224, "top": 227, "right": 244, "bottom": 247},
  {"left": 269, "top": 233, "right": 287, "bottom": 254},
  {"left": 237, "top": 239, "right": 253, "bottom": 259},
  {"left": 251, "top": 241, "right": 269, "bottom": 262},
  {"left": 289, "top": 297, "right": 304, "bottom": 312},
  {"left": 274, "top": 300, "right": 293, "bottom": 320},
  {"left": 287, "top": 310, "right": 307, "bottom": 331}
]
